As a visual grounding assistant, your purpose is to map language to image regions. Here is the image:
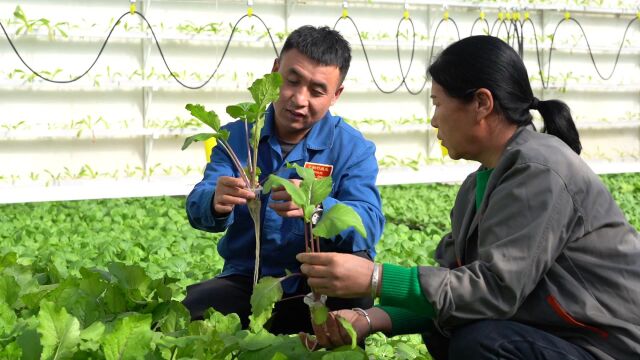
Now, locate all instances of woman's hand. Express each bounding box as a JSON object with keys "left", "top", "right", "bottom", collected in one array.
[
  {"left": 312, "top": 309, "right": 370, "bottom": 349},
  {"left": 306, "top": 307, "right": 392, "bottom": 349},
  {"left": 297, "top": 252, "right": 374, "bottom": 298}
]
